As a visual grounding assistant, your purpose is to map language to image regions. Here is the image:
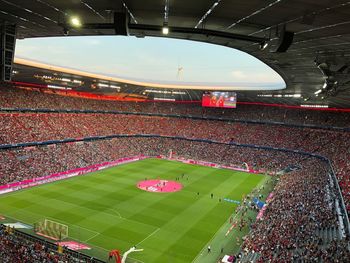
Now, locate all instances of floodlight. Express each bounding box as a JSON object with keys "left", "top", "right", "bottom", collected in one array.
[
  {"left": 71, "top": 17, "right": 81, "bottom": 27},
  {"left": 260, "top": 41, "right": 269, "bottom": 50},
  {"left": 162, "top": 22, "right": 169, "bottom": 35}
]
